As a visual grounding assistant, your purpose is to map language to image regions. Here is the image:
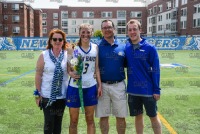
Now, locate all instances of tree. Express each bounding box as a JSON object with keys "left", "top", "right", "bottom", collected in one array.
[{"left": 93, "top": 30, "right": 103, "bottom": 38}]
